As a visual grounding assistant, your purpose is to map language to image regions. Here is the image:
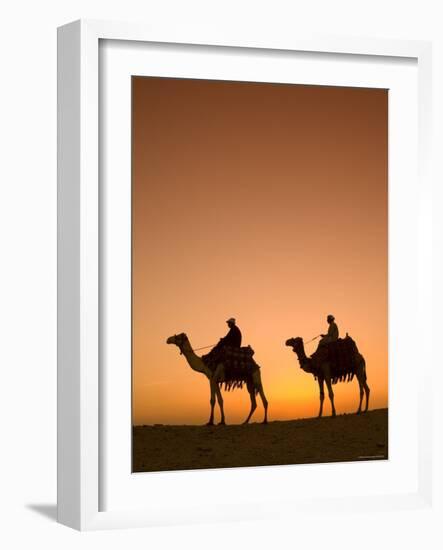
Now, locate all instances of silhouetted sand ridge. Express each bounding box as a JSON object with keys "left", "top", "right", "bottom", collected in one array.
[{"left": 133, "top": 408, "right": 388, "bottom": 472}]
